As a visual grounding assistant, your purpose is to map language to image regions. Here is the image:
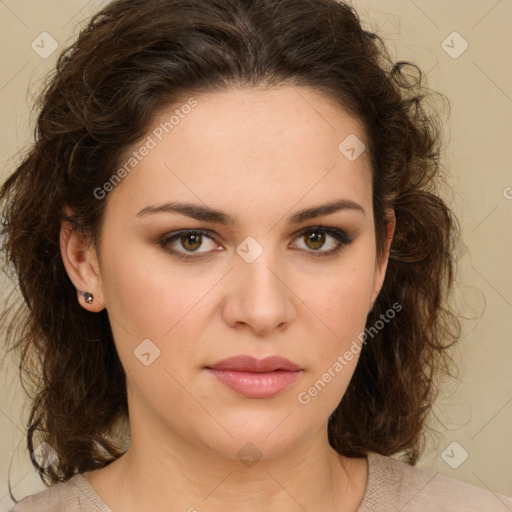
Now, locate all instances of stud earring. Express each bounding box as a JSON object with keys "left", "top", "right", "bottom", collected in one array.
[
  {"left": 369, "top": 301, "right": 375, "bottom": 312},
  {"left": 79, "top": 291, "right": 94, "bottom": 304}
]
